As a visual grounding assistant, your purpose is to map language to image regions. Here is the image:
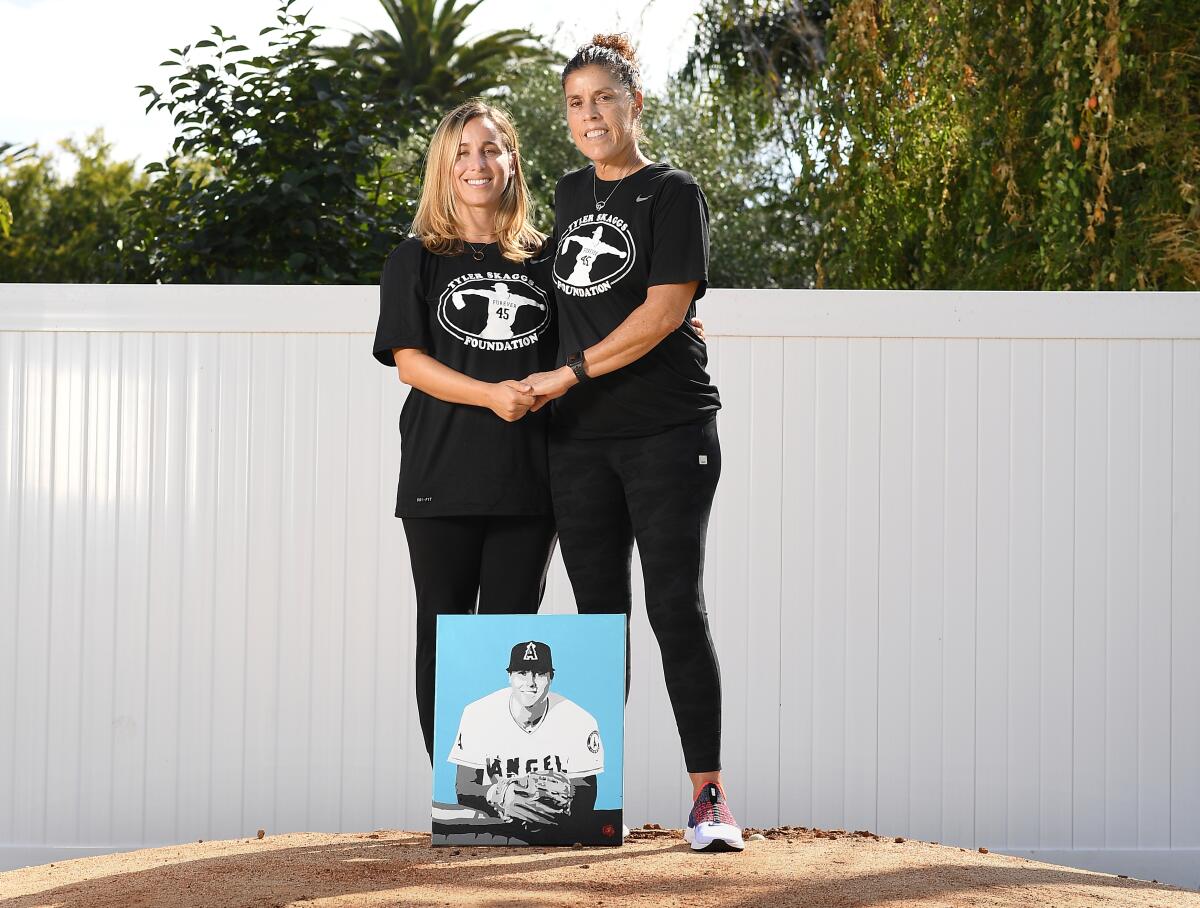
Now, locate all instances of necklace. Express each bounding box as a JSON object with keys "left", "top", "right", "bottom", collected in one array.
[
  {"left": 593, "top": 166, "right": 632, "bottom": 211},
  {"left": 464, "top": 239, "right": 486, "bottom": 262}
]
